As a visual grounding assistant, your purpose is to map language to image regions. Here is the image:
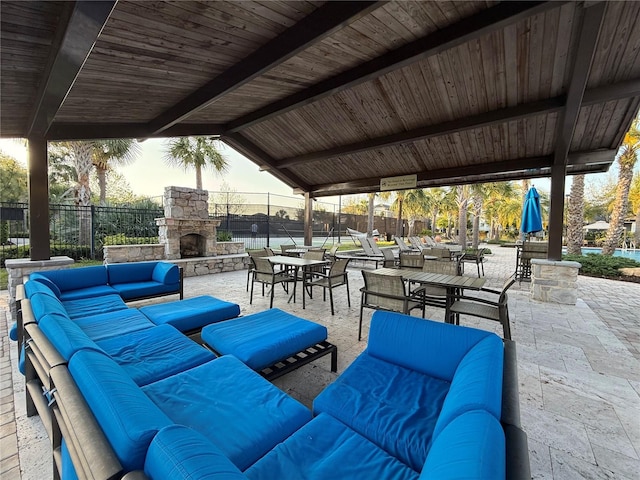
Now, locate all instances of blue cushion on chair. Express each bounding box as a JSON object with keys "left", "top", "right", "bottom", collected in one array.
[
  {"left": 420, "top": 410, "right": 505, "bottom": 479},
  {"left": 28, "top": 274, "right": 62, "bottom": 298},
  {"left": 140, "top": 295, "right": 240, "bottom": 332},
  {"left": 38, "top": 313, "right": 103, "bottom": 361},
  {"left": 107, "top": 261, "right": 158, "bottom": 284},
  {"left": 28, "top": 293, "right": 69, "bottom": 321},
  {"left": 74, "top": 309, "right": 155, "bottom": 341},
  {"left": 69, "top": 350, "right": 172, "bottom": 472},
  {"left": 142, "top": 355, "right": 311, "bottom": 471},
  {"left": 60, "top": 294, "right": 128, "bottom": 320},
  {"left": 201, "top": 308, "right": 327, "bottom": 370},
  {"left": 246, "top": 413, "right": 418, "bottom": 480},
  {"left": 144, "top": 425, "right": 246, "bottom": 480},
  {"left": 35, "top": 266, "right": 109, "bottom": 293},
  {"left": 313, "top": 352, "right": 450, "bottom": 471},
  {"left": 95, "top": 325, "right": 216, "bottom": 386}
]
